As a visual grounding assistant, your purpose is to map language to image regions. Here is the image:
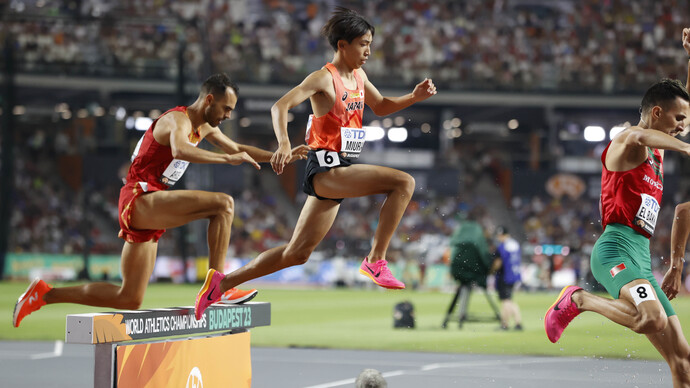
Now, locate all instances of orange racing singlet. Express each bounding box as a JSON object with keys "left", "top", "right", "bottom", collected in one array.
[{"left": 305, "top": 62, "right": 366, "bottom": 158}]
